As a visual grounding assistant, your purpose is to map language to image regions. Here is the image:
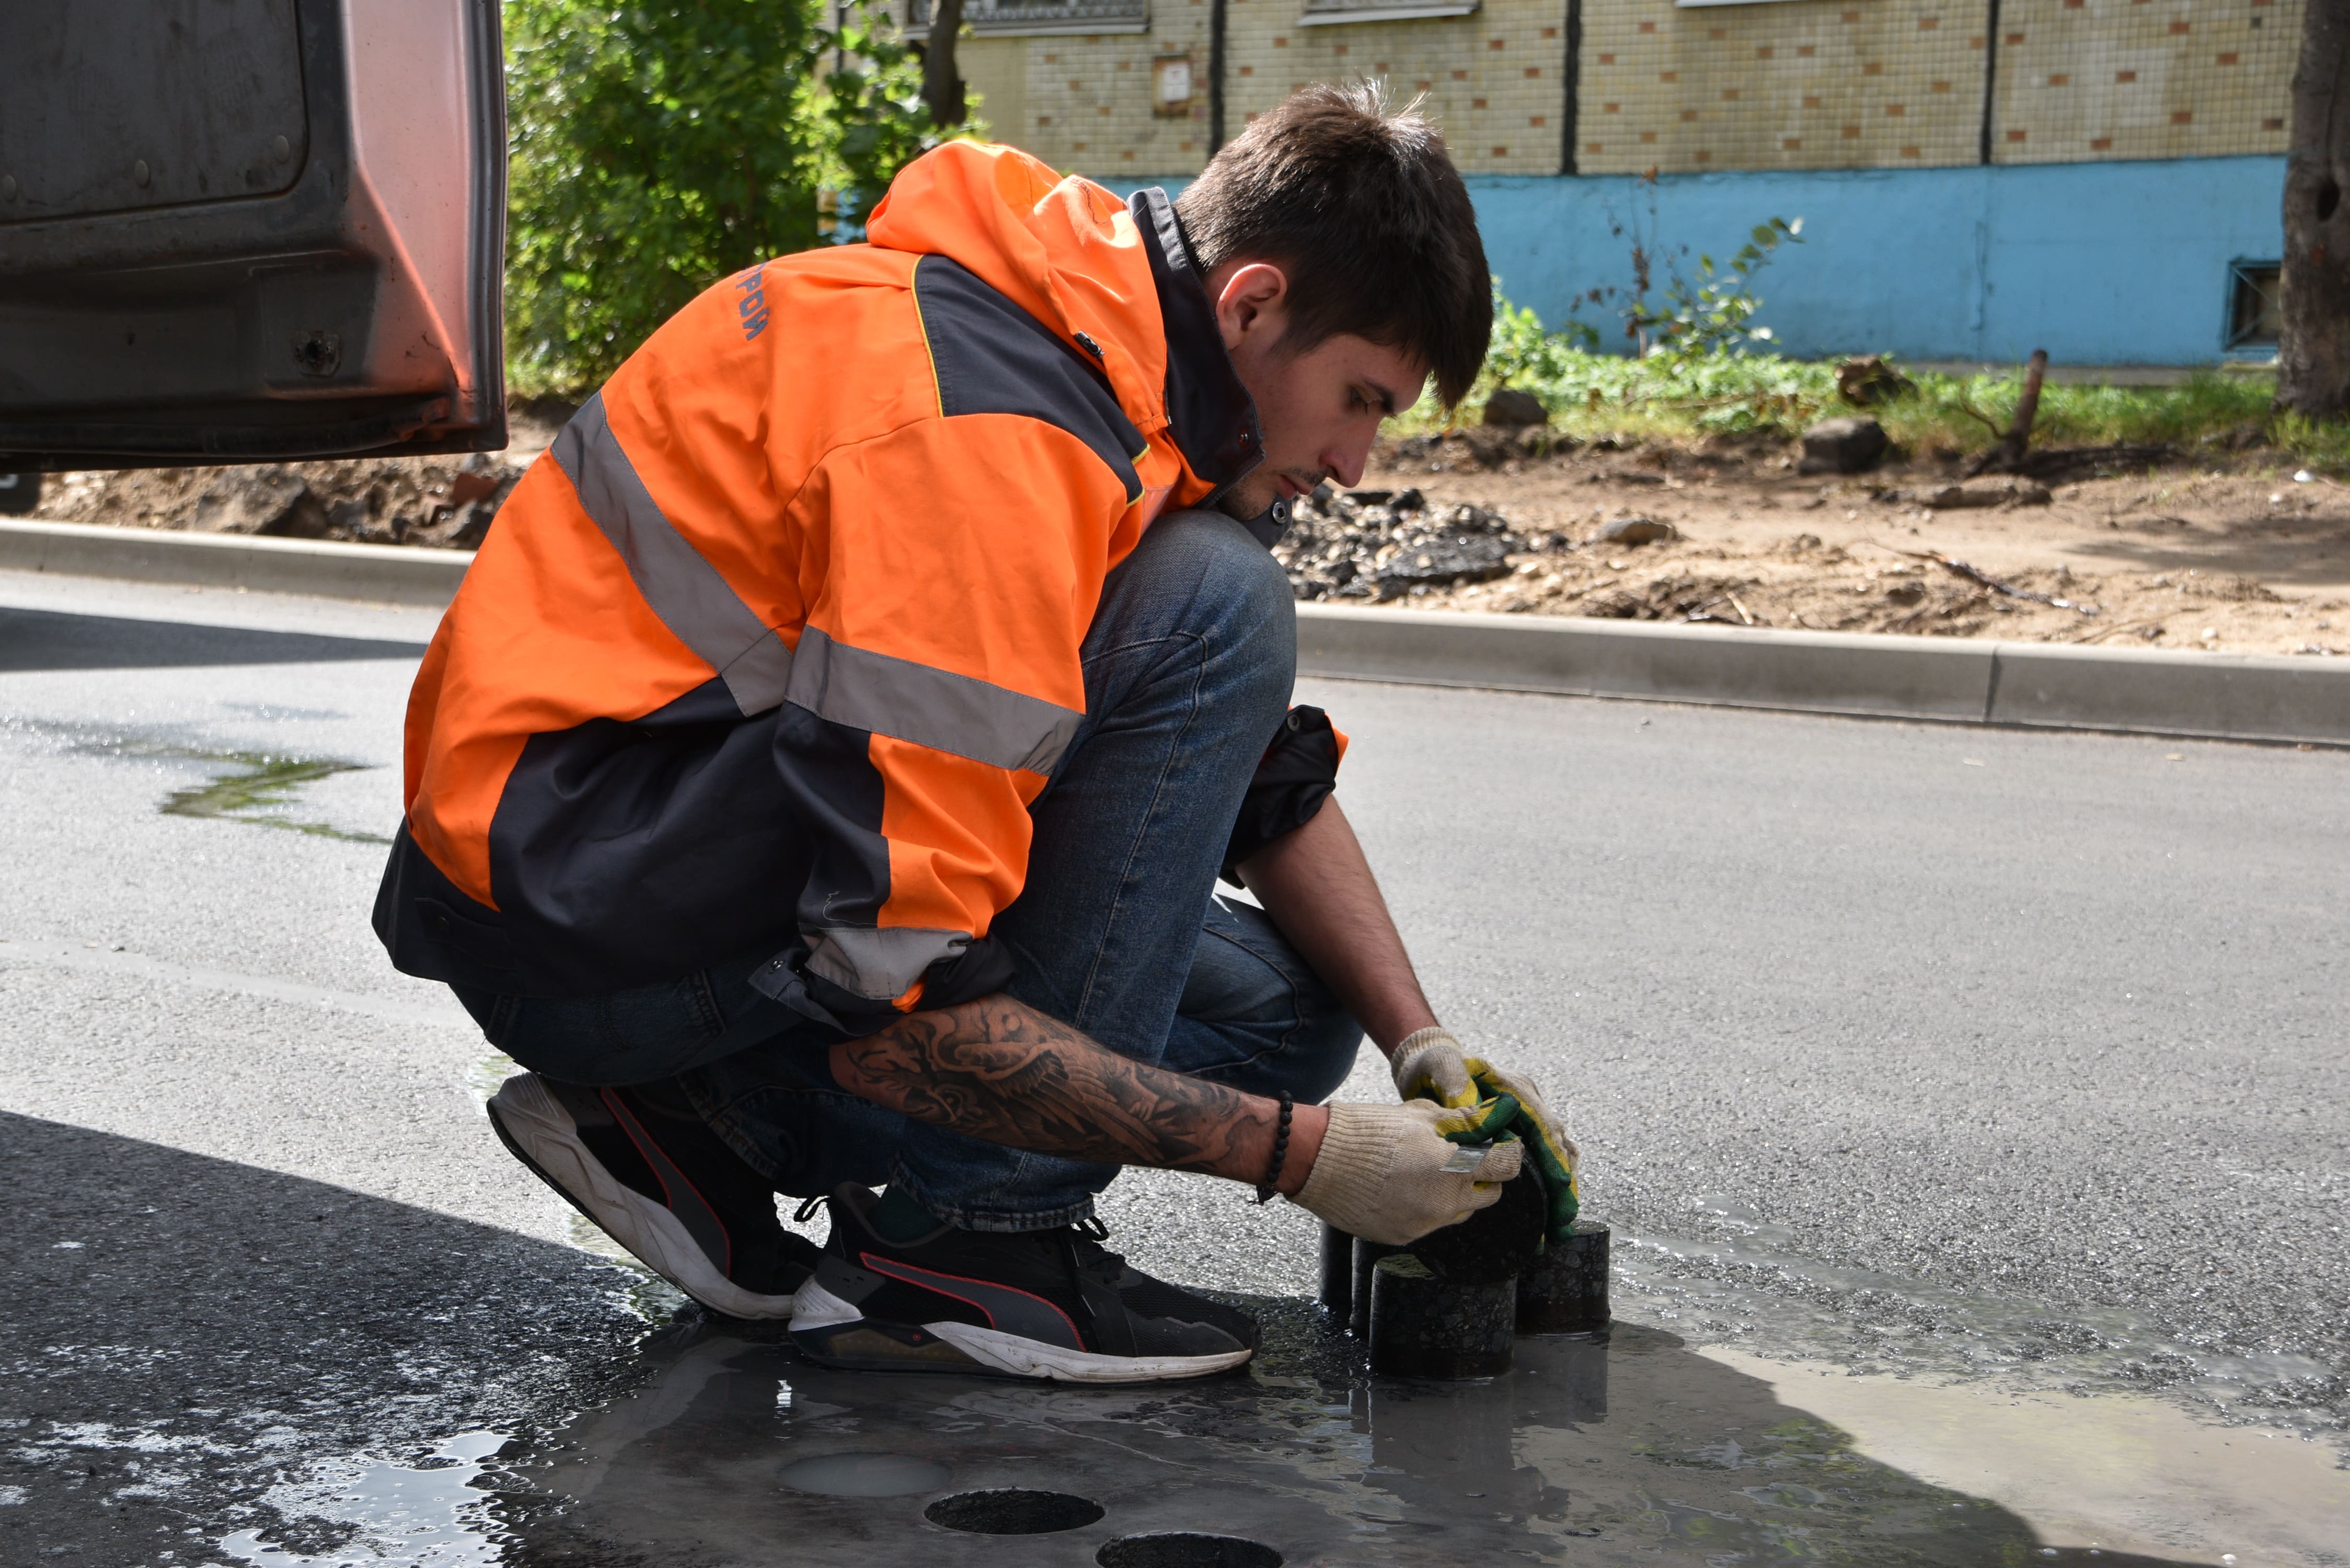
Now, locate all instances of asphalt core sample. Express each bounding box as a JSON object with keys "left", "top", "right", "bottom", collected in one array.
[
  {"left": 1370, "top": 1253, "right": 1516, "bottom": 1378},
  {"left": 1409, "top": 1164, "right": 1548, "bottom": 1285},
  {"left": 924, "top": 1489, "right": 1108, "bottom": 1534},
  {"left": 1517, "top": 1218, "right": 1611, "bottom": 1335},
  {"left": 1096, "top": 1534, "right": 1284, "bottom": 1568}
]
